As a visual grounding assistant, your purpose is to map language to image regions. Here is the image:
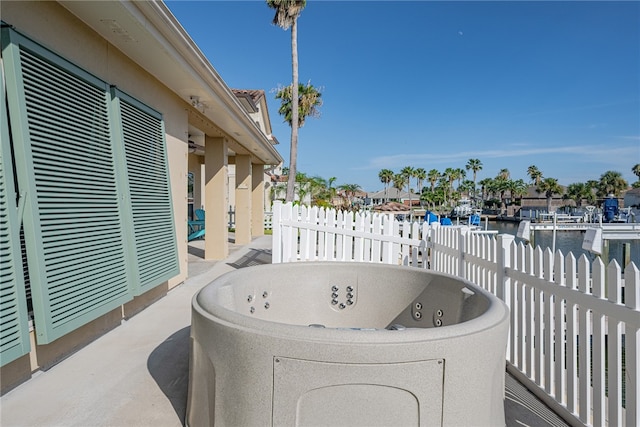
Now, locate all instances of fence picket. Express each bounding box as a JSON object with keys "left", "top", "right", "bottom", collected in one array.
[
  {"left": 515, "top": 242, "right": 526, "bottom": 370},
  {"left": 272, "top": 201, "right": 282, "bottom": 263},
  {"left": 364, "top": 213, "right": 372, "bottom": 263},
  {"left": 372, "top": 216, "right": 383, "bottom": 263},
  {"left": 335, "top": 210, "right": 345, "bottom": 261},
  {"left": 401, "top": 220, "right": 410, "bottom": 265},
  {"left": 606, "top": 261, "right": 623, "bottom": 427},
  {"left": 383, "top": 217, "right": 396, "bottom": 264},
  {"left": 553, "top": 250, "right": 566, "bottom": 404},
  {"left": 299, "top": 205, "right": 310, "bottom": 261},
  {"left": 354, "top": 212, "right": 364, "bottom": 262},
  {"left": 592, "top": 258, "right": 606, "bottom": 427},
  {"left": 509, "top": 242, "right": 520, "bottom": 366},
  {"left": 317, "top": 208, "right": 326, "bottom": 261},
  {"left": 534, "top": 247, "right": 544, "bottom": 385},
  {"left": 625, "top": 263, "right": 640, "bottom": 427},
  {"left": 543, "top": 248, "right": 554, "bottom": 394},
  {"left": 565, "top": 253, "right": 579, "bottom": 415},
  {"left": 309, "top": 206, "right": 318, "bottom": 261},
  {"left": 345, "top": 212, "right": 354, "bottom": 262},
  {"left": 578, "top": 255, "right": 592, "bottom": 424}
]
